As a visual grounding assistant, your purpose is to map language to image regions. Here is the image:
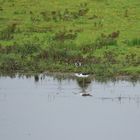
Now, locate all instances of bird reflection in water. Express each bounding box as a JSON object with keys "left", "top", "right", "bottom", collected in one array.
[
  {"left": 76, "top": 77, "right": 92, "bottom": 97},
  {"left": 34, "top": 75, "right": 39, "bottom": 82}
]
